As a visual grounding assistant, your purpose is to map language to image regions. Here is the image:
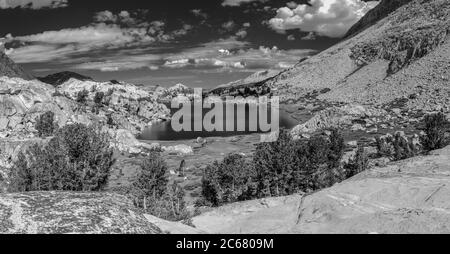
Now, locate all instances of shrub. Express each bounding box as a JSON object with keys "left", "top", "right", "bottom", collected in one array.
[
  {"left": 375, "top": 136, "right": 393, "bottom": 157},
  {"left": 327, "top": 129, "right": 345, "bottom": 169},
  {"left": 76, "top": 89, "right": 89, "bottom": 104},
  {"left": 94, "top": 91, "right": 104, "bottom": 105},
  {"left": 345, "top": 143, "right": 369, "bottom": 178},
  {"left": 106, "top": 114, "right": 115, "bottom": 127},
  {"left": 132, "top": 151, "right": 168, "bottom": 202},
  {"left": 145, "top": 182, "right": 190, "bottom": 221},
  {"left": 9, "top": 123, "right": 115, "bottom": 192},
  {"left": 420, "top": 112, "right": 449, "bottom": 152},
  {"left": 124, "top": 152, "right": 189, "bottom": 221},
  {"left": 392, "top": 133, "right": 420, "bottom": 160},
  {"left": 35, "top": 111, "right": 58, "bottom": 137},
  {"left": 202, "top": 153, "right": 256, "bottom": 206},
  {"left": 376, "top": 133, "right": 420, "bottom": 161}
]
